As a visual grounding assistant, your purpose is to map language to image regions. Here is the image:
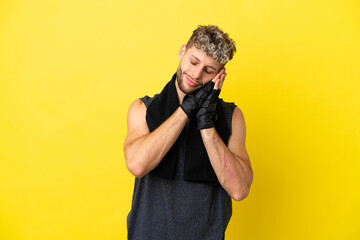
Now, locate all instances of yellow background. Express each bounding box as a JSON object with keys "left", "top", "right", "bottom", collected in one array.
[{"left": 1, "top": 0, "right": 359, "bottom": 239}]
